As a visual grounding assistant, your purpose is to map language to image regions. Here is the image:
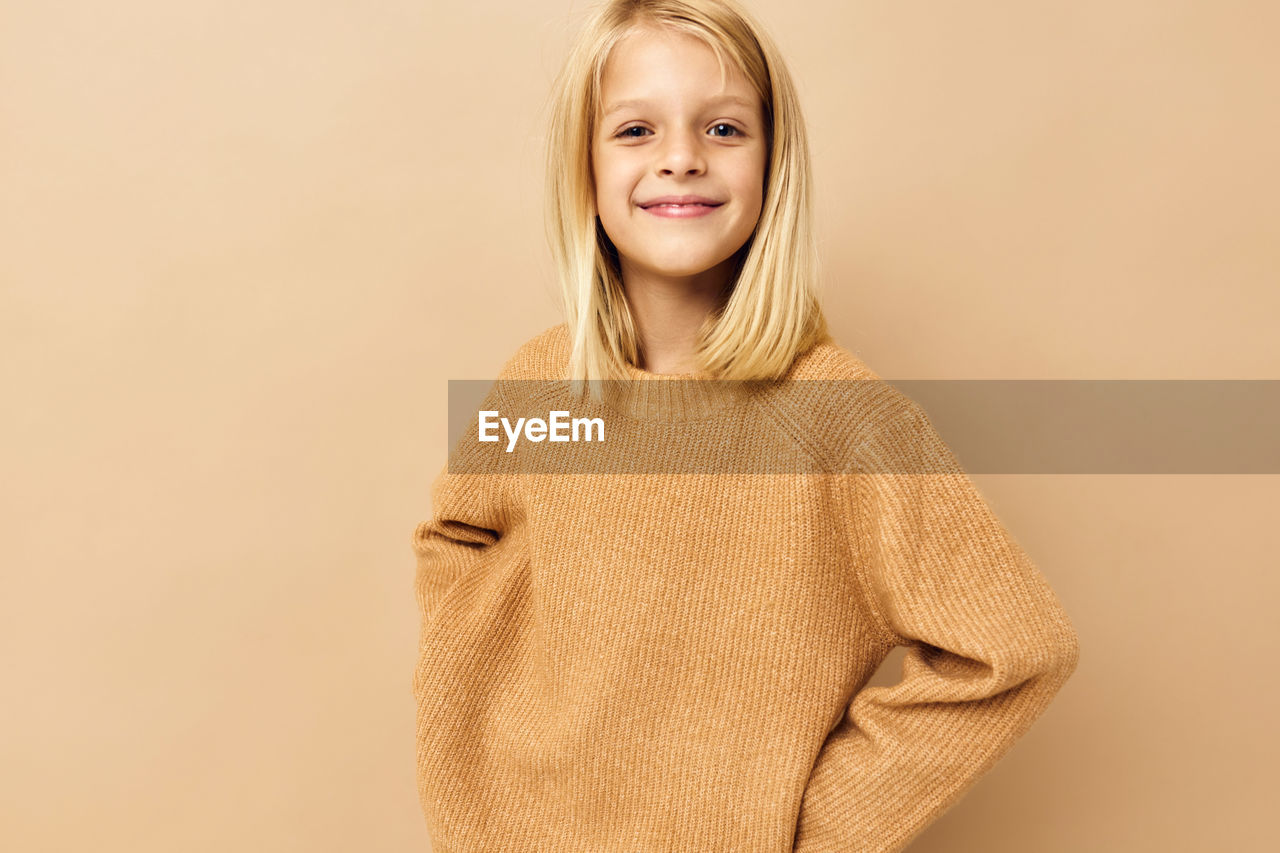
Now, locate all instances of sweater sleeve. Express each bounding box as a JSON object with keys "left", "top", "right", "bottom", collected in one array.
[
  {"left": 409, "top": 376, "right": 516, "bottom": 698},
  {"left": 793, "top": 400, "right": 1080, "bottom": 852}
]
